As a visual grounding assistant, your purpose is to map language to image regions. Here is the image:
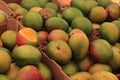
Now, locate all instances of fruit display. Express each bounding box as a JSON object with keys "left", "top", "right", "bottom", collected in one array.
[{"left": 1, "top": 0, "right": 120, "bottom": 80}]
